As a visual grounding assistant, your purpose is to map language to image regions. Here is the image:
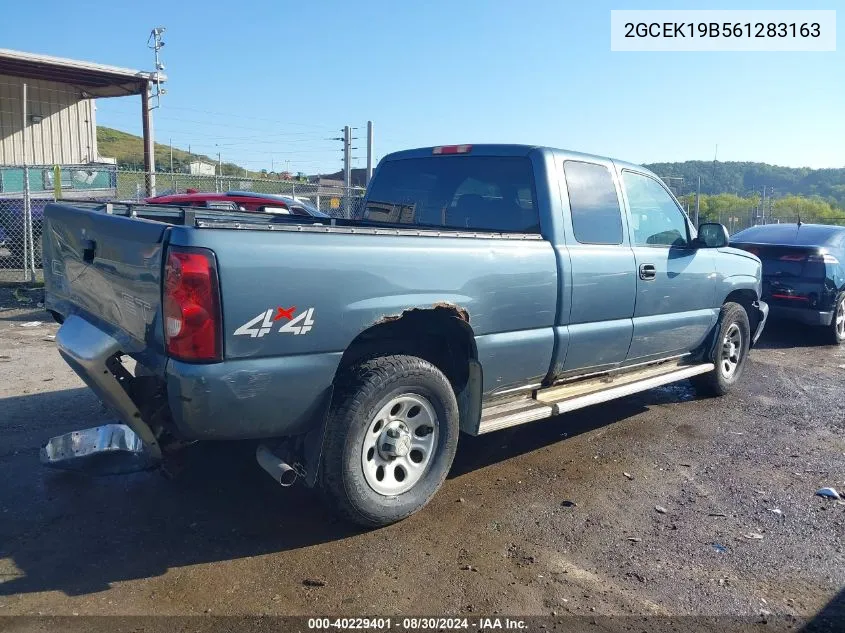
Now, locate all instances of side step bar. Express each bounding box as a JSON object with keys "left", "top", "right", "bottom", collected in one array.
[{"left": 477, "top": 362, "right": 714, "bottom": 435}]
